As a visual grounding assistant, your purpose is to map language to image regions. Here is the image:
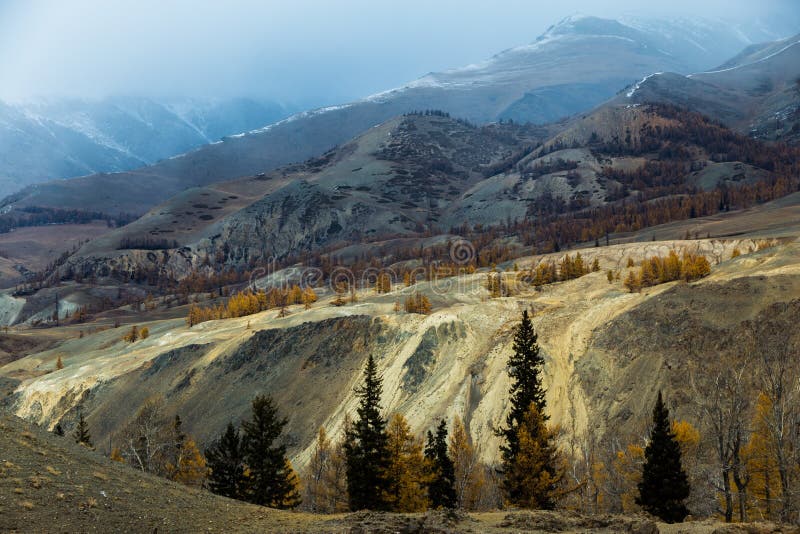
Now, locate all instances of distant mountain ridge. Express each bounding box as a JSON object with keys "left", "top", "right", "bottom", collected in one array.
[
  {"left": 0, "top": 96, "right": 291, "bottom": 198},
  {"left": 620, "top": 33, "right": 800, "bottom": 143},
  {"left": 3, "top": 15, "right": 778, "bottom": 217}
]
